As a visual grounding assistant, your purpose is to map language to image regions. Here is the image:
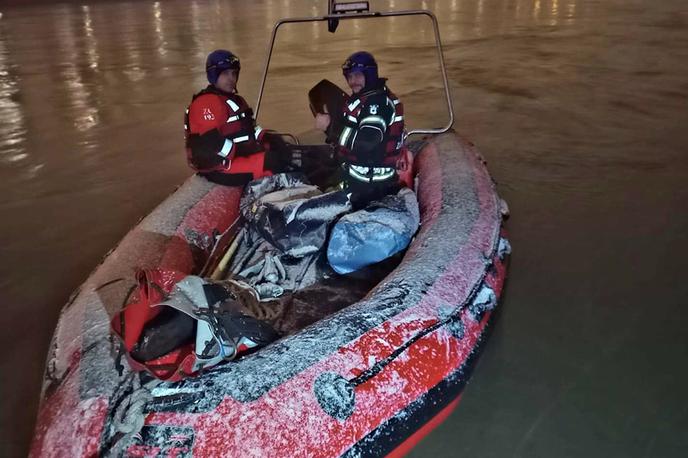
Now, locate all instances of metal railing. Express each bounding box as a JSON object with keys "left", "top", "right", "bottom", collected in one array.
[{"left": 254, "top": 8, "right": 454, "bottom": 139}]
